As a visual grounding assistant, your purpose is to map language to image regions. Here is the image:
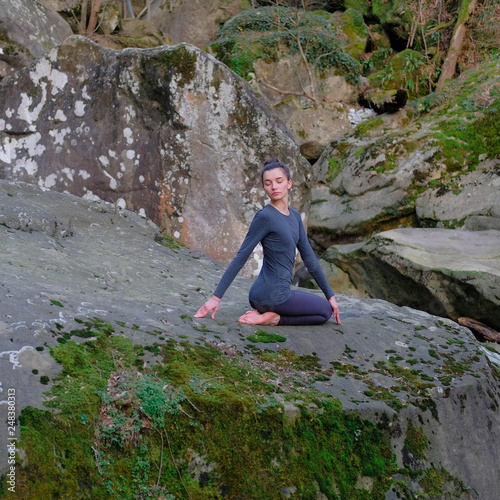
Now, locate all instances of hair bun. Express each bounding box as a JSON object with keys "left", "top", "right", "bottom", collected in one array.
[{"left": 264, "top": 157, "right": 280, "bottom": 166}]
